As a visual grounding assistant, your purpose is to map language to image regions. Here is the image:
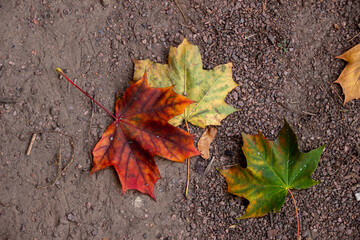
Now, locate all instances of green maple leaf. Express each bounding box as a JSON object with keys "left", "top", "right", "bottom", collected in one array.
[
  {"left": 133, "top": 39, "right": 238, "bottom": 128},
  {"left": 220, "top": 121, "right": 324, "bottom": 219}
]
